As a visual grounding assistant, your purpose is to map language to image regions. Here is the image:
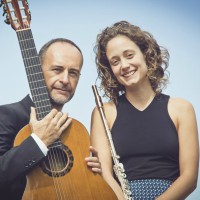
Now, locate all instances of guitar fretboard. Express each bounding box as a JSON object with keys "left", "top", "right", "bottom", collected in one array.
[{"left": 17, "top": 29, "right": 52, "bottom": 120}]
